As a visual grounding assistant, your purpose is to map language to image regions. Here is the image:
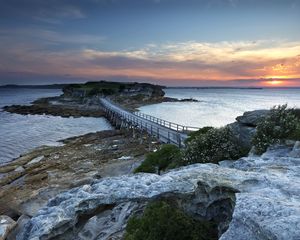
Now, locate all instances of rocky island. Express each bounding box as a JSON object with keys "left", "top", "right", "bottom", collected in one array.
[
  {"left": 3, "top": 81, "right": 199, "bottom": 117},
  {"left": 1, "top": 81, "right": 300, "bottom": 240}
]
